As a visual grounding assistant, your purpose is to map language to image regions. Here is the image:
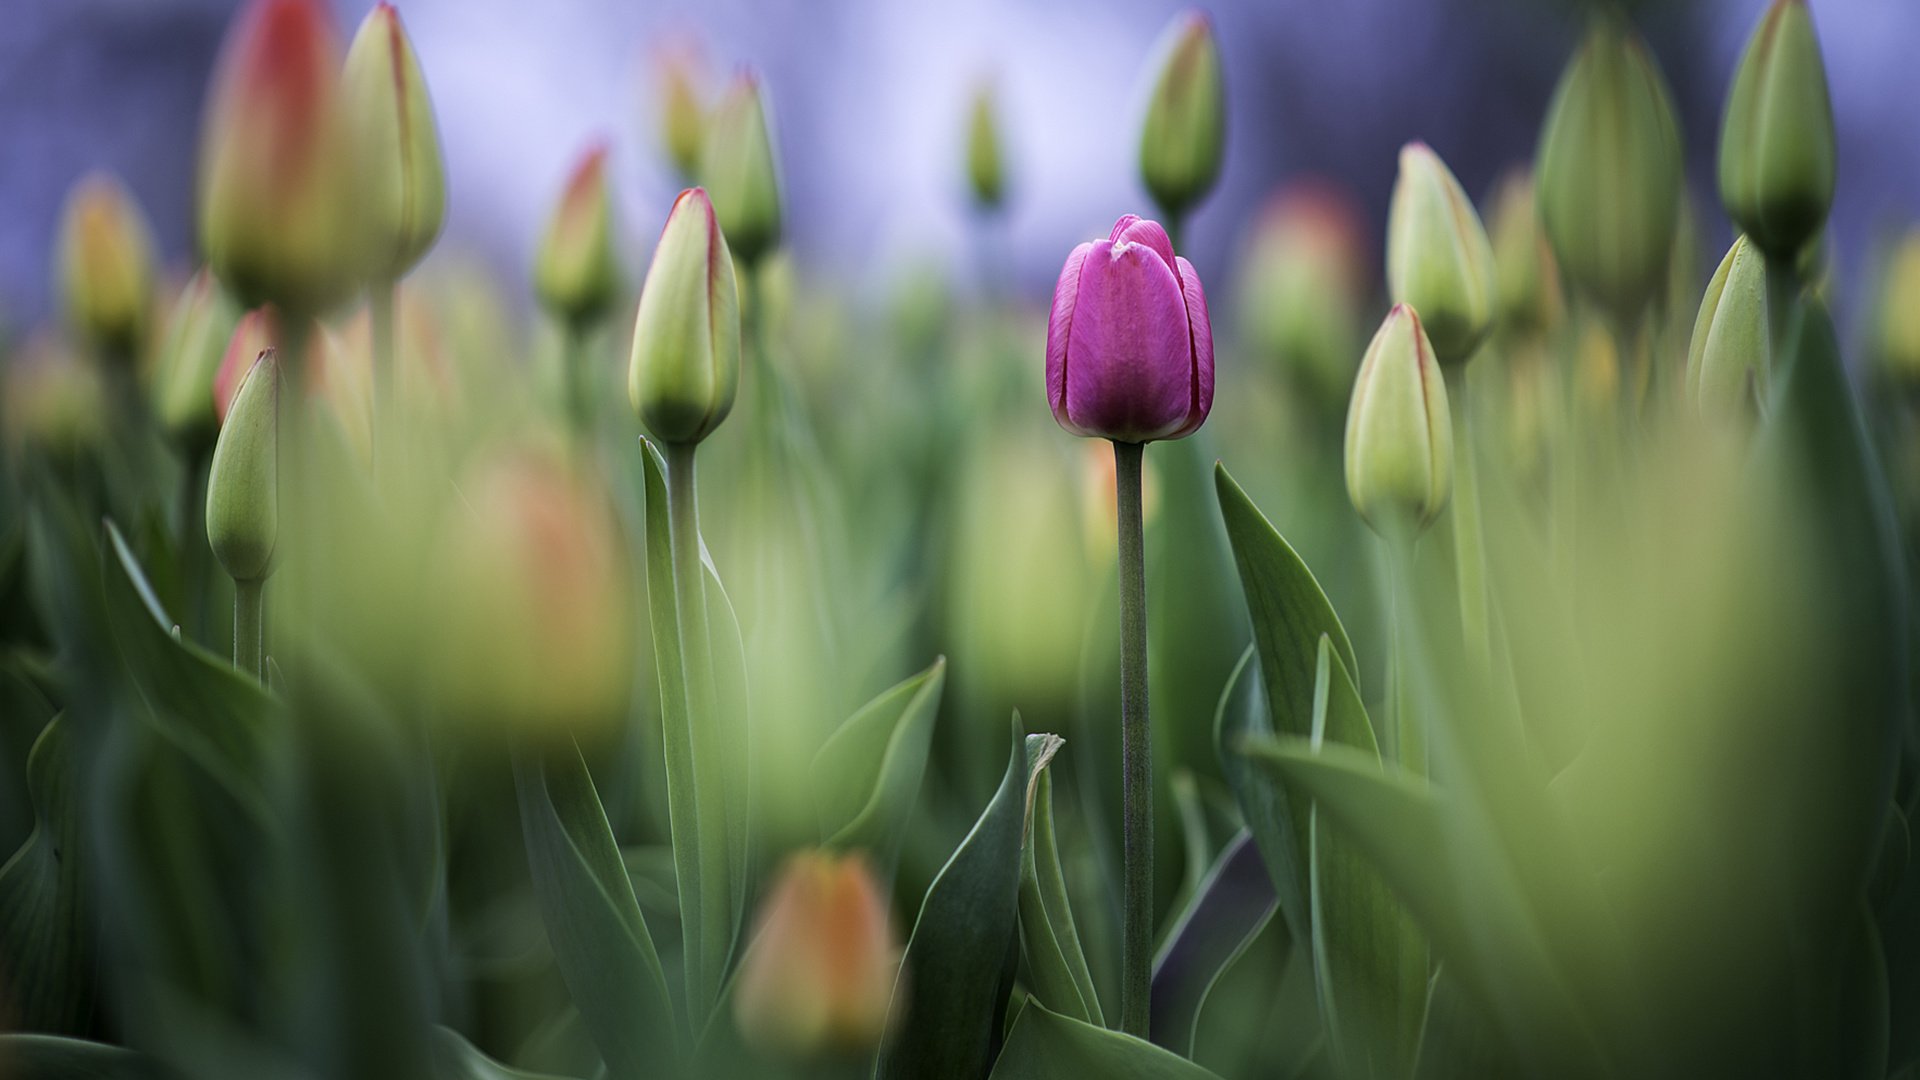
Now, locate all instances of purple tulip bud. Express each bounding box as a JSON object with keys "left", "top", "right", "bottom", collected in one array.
[{"left": 1046, "top": 214, "right": 1213, "bottom": 443}]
